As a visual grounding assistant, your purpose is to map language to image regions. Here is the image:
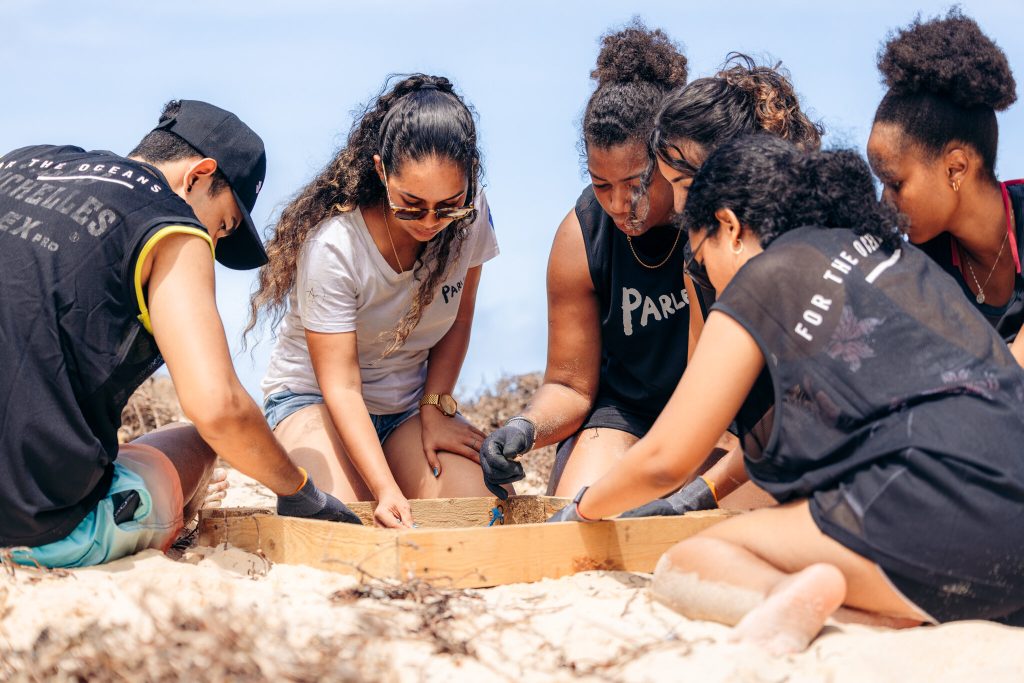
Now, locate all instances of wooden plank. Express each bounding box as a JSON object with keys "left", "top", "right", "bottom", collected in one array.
[
  {"left": 206, "top": 496, "right": 570, "bottom": 528},
  {"left": 344, "top": 496, "right": 555, "bottom": 527},
  {"left": 198, "top": 502, "right": 738, "bottom": 588},
  {"left": 396, "top": 510, "right": 735, "bottom": 588},
  {"left": 199, "top": 510, "right": 401, "bottom": 581}
]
